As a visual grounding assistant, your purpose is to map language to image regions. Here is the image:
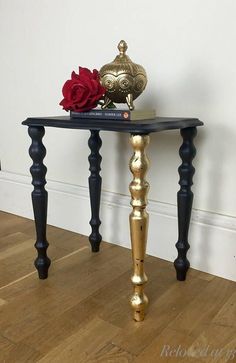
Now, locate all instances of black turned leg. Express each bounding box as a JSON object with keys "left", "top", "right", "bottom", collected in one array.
[
  {"left": 88, "top": 130, "right": 102, "bottom": 252},
  {"left": 28, "top": 126, "right": 51, "bottom": 279},
  {"left": 174, "top": 127, "right": 197, "bottom": 281}
]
